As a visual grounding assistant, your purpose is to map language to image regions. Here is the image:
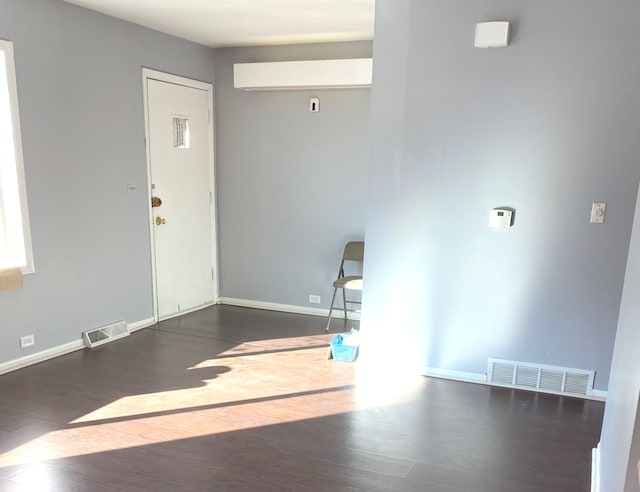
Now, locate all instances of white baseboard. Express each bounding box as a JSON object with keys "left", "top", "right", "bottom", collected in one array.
[
  {"left": 0, "top": 316, "right": 156, "bottom": 376},
  {"left": 422, "top": 367, "right": 608, "bottom": 401},
  {"left": 158, "top": 301, "right": 217, "bottom": 322},
  {"left": 0, "top": 339, "right": 85, "bottom": 376},
  {"left": 590, "top": 389, "right": 608, "bottom": 400},
  {"left": 218, "top": 297, "right": 361, "bottom": 320},
  {"left": 128, "top": 317, "right": 156, "bottom": 332},
  {"left": 591, "top": 442, "right": 600, "bottom": 492},
  {"left": 423, "top": 367, "right": 487, "bottom": 384}
]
